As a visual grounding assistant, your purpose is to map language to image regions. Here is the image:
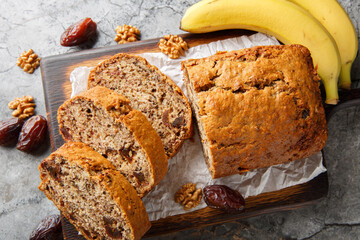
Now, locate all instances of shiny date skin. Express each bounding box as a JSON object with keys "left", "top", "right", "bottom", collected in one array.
[
  {"left": 60, "top": 18, "right": 97, "bottom": 46},
  {"left": 0, "top": 118, "right": 24, "bottom": 146},
  {"left": 29, "top": 214, "right": 63, "bottom": 240},
  {"left": 203, "top": 185, "right": 245, "bottom": 212},
  {"left": 16, "top": 115, "right": 47, "bottom": 152}
]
